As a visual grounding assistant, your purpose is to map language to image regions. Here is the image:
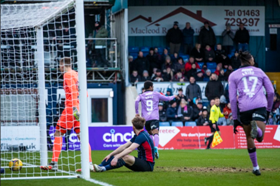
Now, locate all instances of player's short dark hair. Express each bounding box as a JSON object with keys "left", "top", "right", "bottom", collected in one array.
[
  {"left": 144, "top": 81, "right": 153, "bottom": 90},
  {"left": 60, "top": 57, "right": 72, "bottom": 67},
  {"left": 239, "top": 51, "right": 252, "bottom": 65},
  {"left": 132, "top": 117, "right": 146, "bottom": 130},
  {"left": 214, "top": 97, "right": 220, "bottom": 100}
]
